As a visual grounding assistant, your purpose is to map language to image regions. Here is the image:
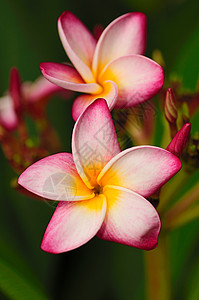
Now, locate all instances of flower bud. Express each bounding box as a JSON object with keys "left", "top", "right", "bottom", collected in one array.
[
  {"left": 9, "top": 67, "right": 23, "bottom": 115},
  {"left": 166, "top": 123, "right": 191, "bottom": 157},
  {"left": 164, "top": 88, "right": 178, "bottom": 123}
]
